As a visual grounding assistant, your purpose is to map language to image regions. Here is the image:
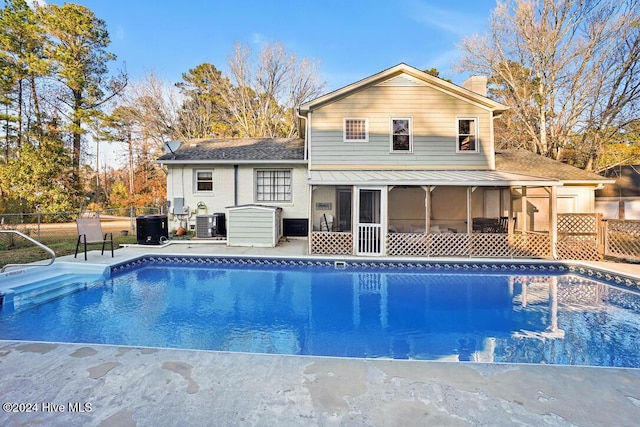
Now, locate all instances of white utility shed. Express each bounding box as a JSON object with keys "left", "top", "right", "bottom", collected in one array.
[{"left": 226, "top": 205, "right": 283, "bottom": 247}]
